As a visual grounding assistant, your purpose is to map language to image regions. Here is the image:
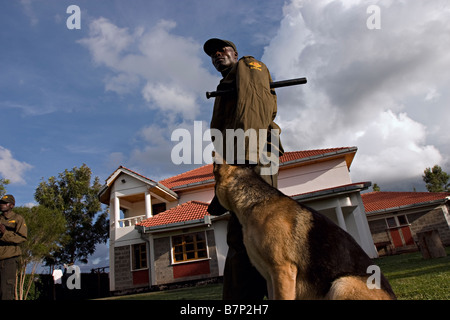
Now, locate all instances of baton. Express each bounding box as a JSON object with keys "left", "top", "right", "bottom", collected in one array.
[{"left": 206, "top": 77, "right": 307, "bottom": 99}]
